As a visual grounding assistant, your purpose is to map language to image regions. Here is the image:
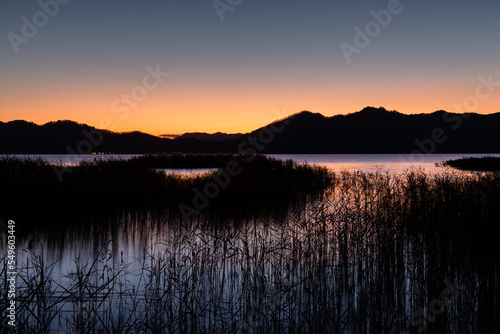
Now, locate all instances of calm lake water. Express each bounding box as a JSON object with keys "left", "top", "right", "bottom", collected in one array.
[
  {"left": 9, "top": 153, "right": 500, "bottom": 173},
  {"left": 2, "top": 153, "right": 499, "bottom": 332},
  {"left": 268, "top": 153, "right": 500, "bottom": 173}
]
